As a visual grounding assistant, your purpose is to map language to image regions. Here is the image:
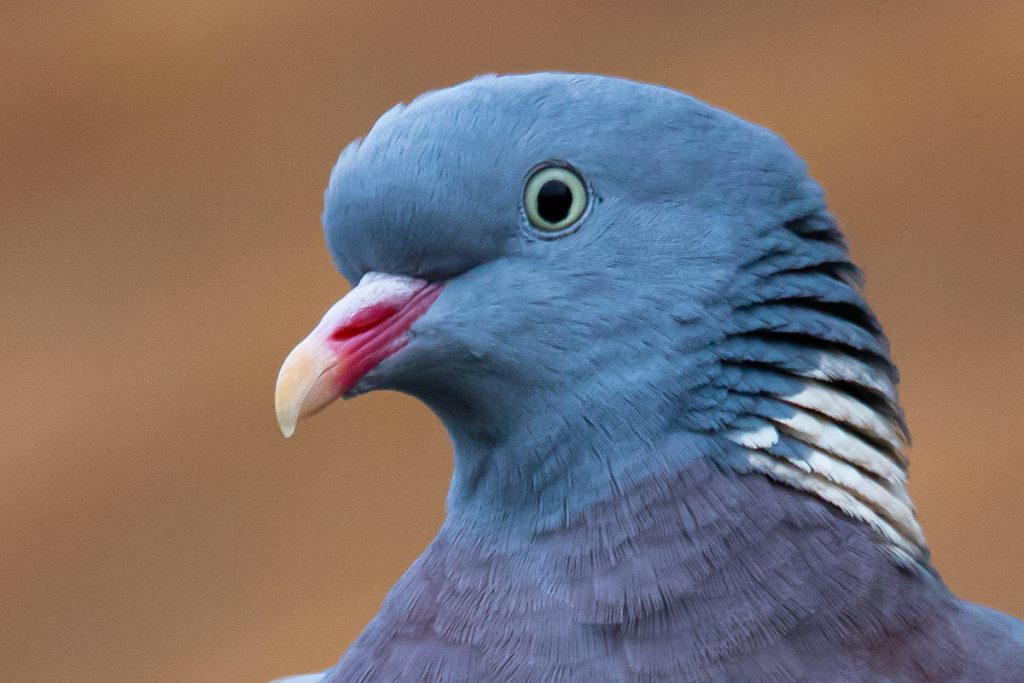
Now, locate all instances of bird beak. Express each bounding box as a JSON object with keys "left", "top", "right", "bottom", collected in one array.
[{"left": 274, "top": 272, "right": 444, "bottom": 438}]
